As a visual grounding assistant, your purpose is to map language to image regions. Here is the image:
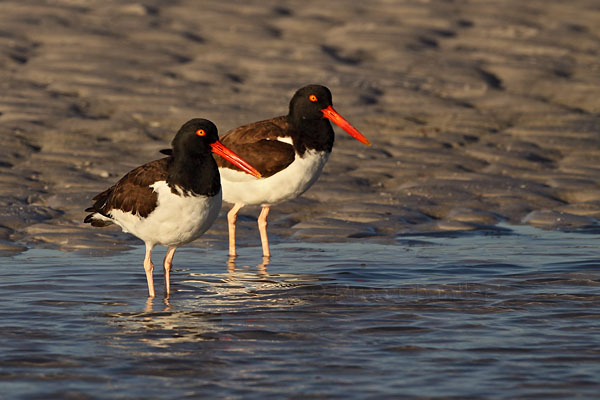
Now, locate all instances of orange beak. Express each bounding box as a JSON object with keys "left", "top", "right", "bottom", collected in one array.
[
  {"left": 210, "top": 141, "right": 262, "bottom": 178},
  {"left": 321, "top": 105, "right": 371, "bottom": 146}
]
